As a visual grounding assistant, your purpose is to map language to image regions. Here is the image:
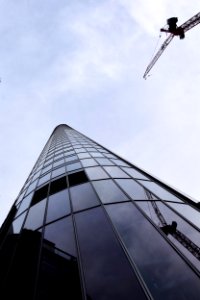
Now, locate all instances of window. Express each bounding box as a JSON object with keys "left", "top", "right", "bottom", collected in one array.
[
  {"left": 78, "top": 153, "right": 91, "bottom": 159},
  {"left": 70, "top": 183, "right": 99, "bottom": 211},
  {"left": 52, "top": 166, "right": 66, "bottom": 179},
  {"left": 15, "top": 192, "right": 33, "bottom": 217},
  {"left": 46, "top": 189, "right": 71, "bottom": 223},
  {"left": 38, "top": 173, "right": 51, "bottom": 187},
  {"left": 66, "top": 162, "right": 81, "bottom": 172},
  {"left": 50, "top": 176, "right": 67, "bottom": 195},
  {"left": 85, "top": 167, "right": 109, "bottom": 180},
  {"left": 95, "top": 158, "right": 114, "bottom": 165},
  {"left": 106, "top": 203, "right": 200, "bottom": 299},
  {"left": 139, "top": 181, "right": 183, "bottom": 202},
  {"left": 80, "top": 159, "right": 98, "bottom": 167},
  {"left": 116, "top": 179, "right": 147, "bottom": 199},
  {"left": 122, "top": 167, "right": 149, "bottom": 180},
  {"left": 75, "top": 207, "right": 146, "bottom": 300},
  {"left": 24, "top": 199, "right": 46, "bottom": 230},
  {"left": 92, "top": 180, "right": 128, "bottom": 203},
  {"left": 68, "top": 171, "right": 88, "bottom": 187},
  {"left": 104, "top": 166, "right": 130, "bottom": 178}
]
